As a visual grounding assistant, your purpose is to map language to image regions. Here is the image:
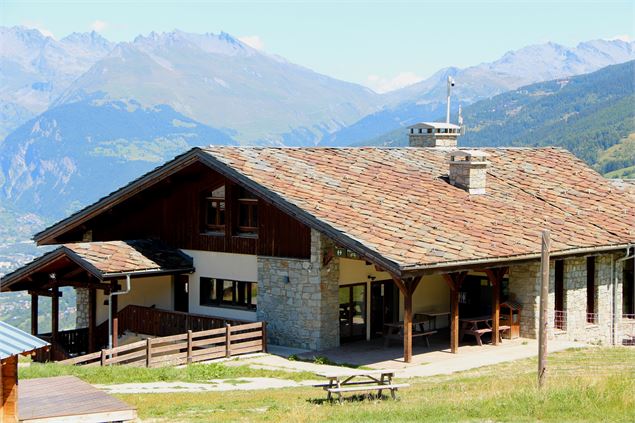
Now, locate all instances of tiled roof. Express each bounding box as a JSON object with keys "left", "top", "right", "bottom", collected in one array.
[
  {"left": 63, "top": 240, "right": 194, "bottom": 276},
  {"left": 0, "top": 321, "right": 49, "bottom": 360},
  {"left": 1, "top": 240, "right": 194, "bottom": 291},
  {"left": 203, "top": 147, "right": 635, "bottom": 271}
]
